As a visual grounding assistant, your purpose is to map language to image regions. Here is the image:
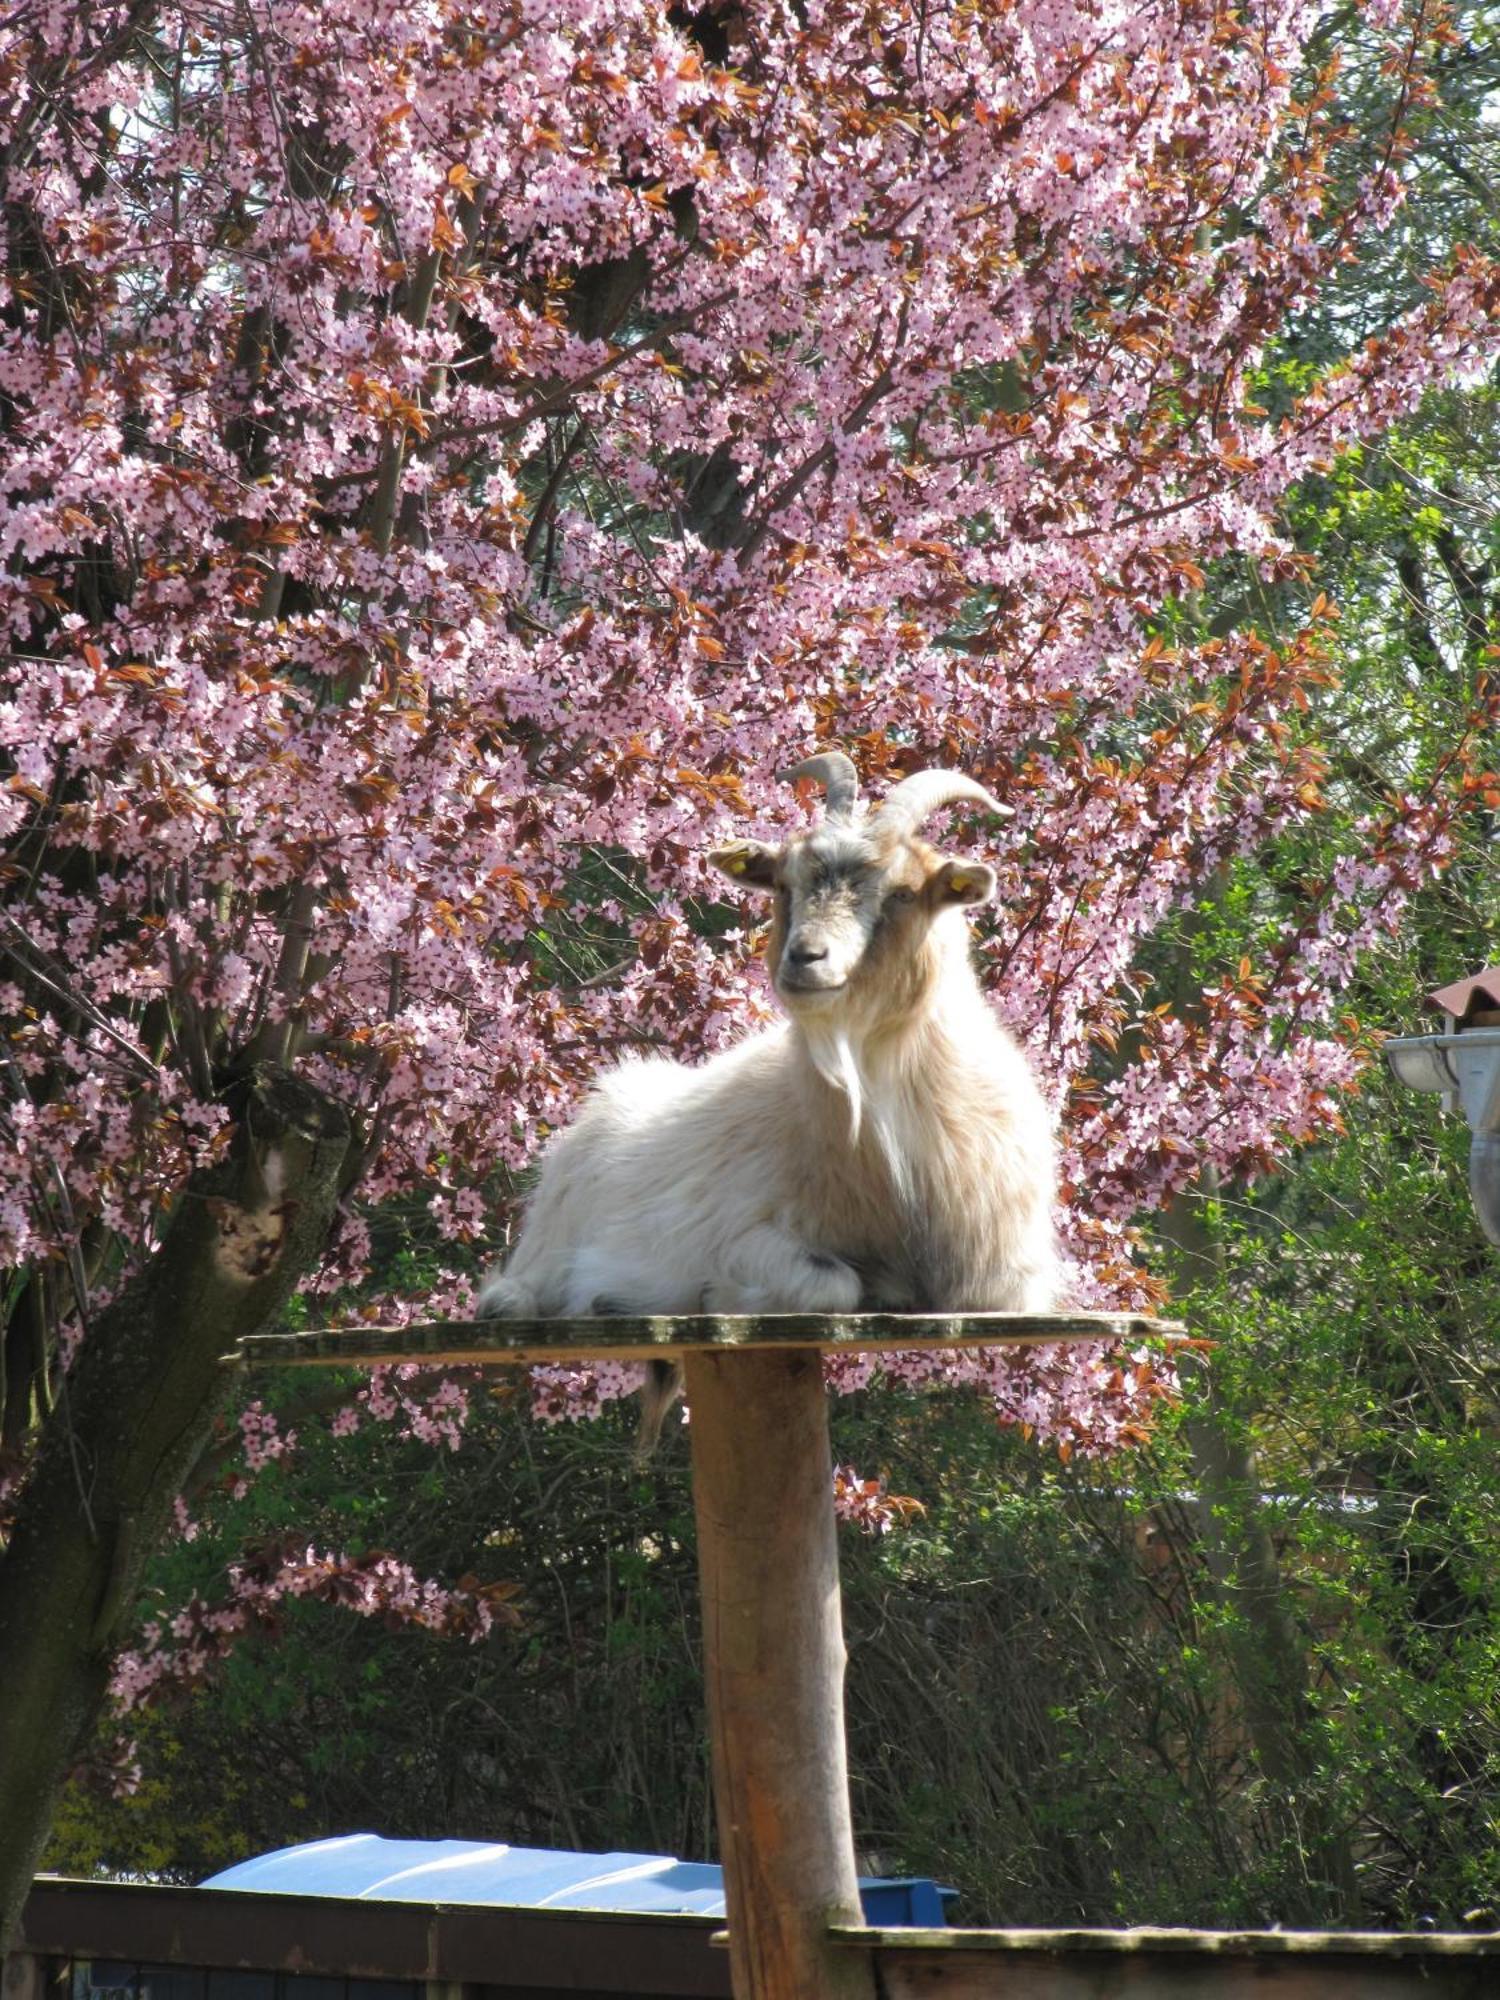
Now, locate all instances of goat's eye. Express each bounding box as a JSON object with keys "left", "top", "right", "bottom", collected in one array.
[{"left": 887, "top": 886, "right": 916, "bottom": 906}]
